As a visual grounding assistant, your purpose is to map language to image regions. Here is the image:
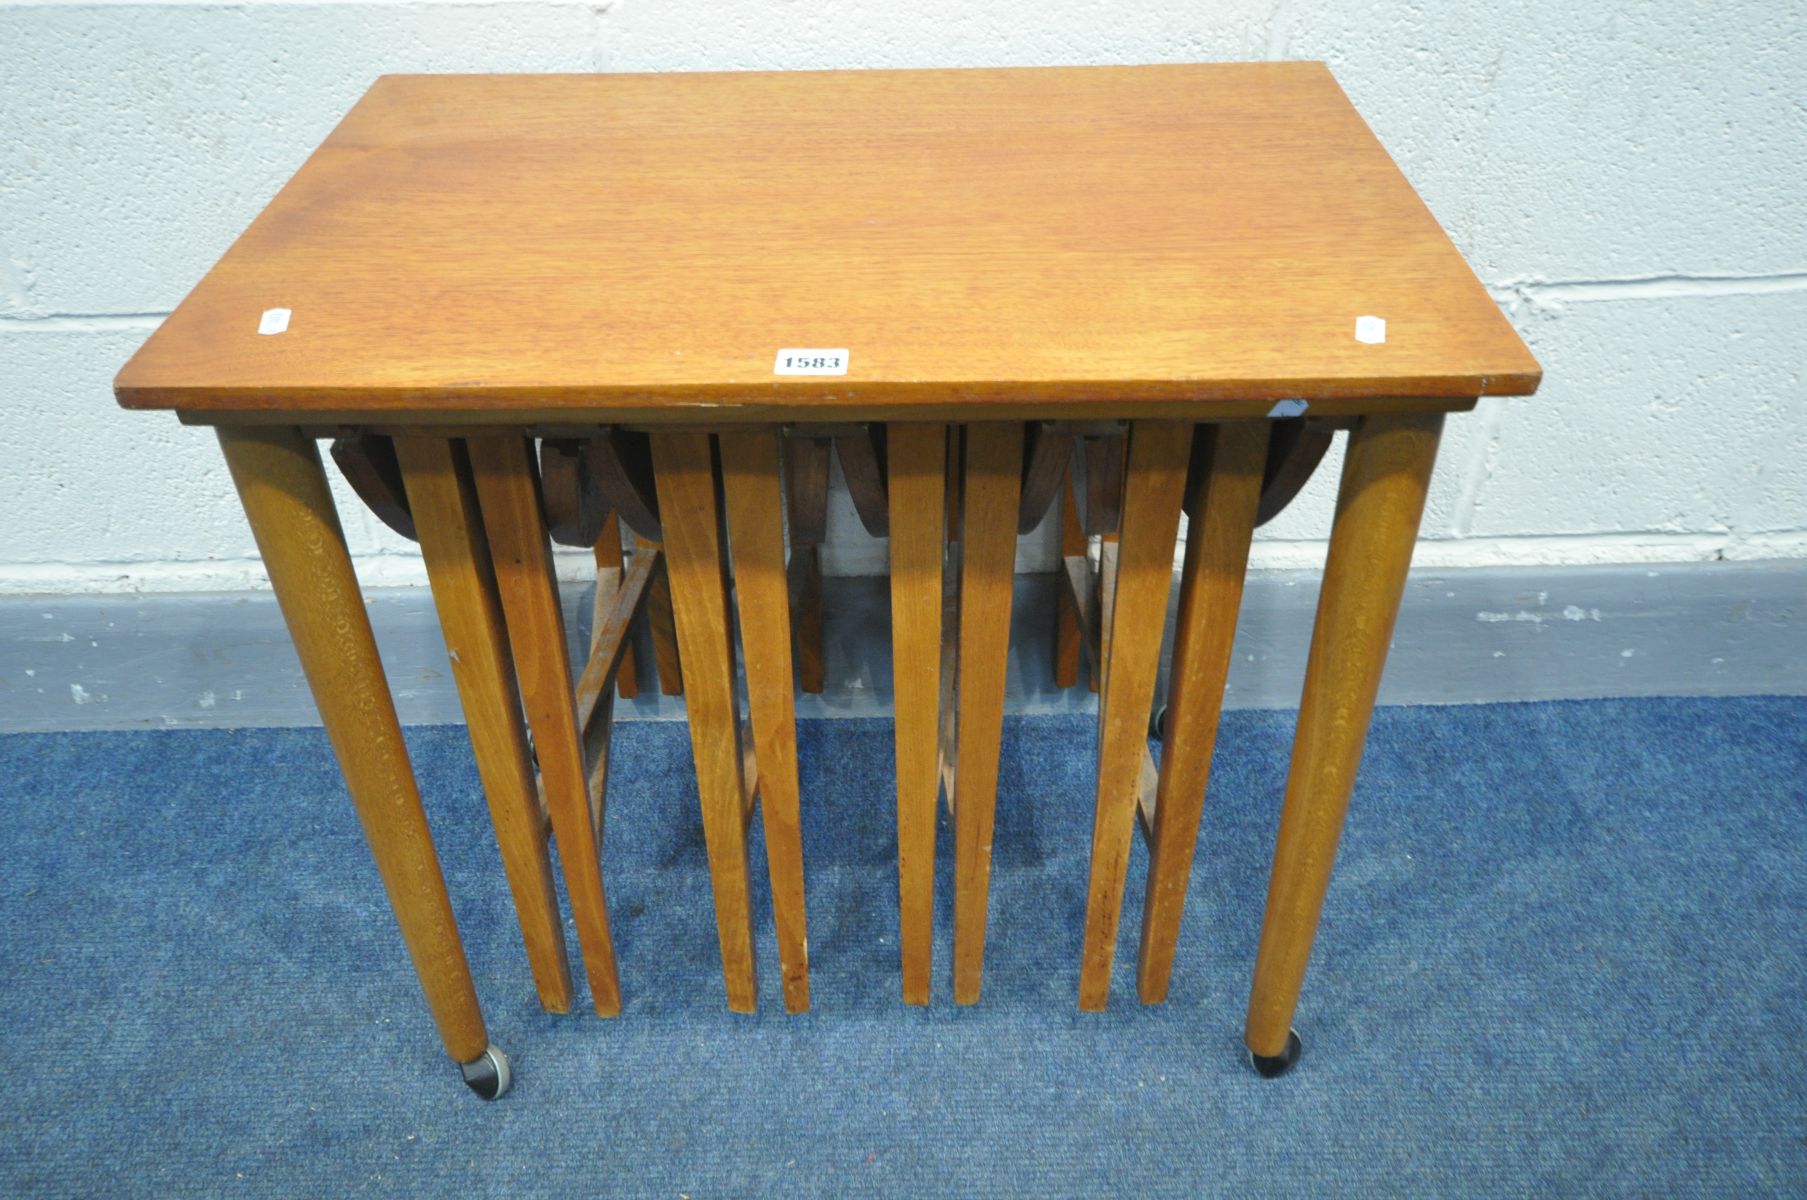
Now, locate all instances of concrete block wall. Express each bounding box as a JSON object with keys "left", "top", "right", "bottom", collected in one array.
[{"left": 3, "top": 0, "right": 1803, "bottom": 594}]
